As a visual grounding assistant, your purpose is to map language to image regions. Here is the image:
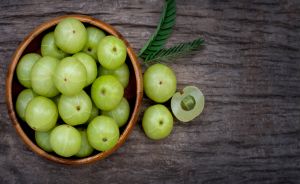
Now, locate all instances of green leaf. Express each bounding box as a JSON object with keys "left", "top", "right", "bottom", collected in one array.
[
  {"left": 138, "top": 0, "right": 176, "bottom": 59},
  {"left": 144, "top": 38, "right": 204, "bottom": 62}
]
